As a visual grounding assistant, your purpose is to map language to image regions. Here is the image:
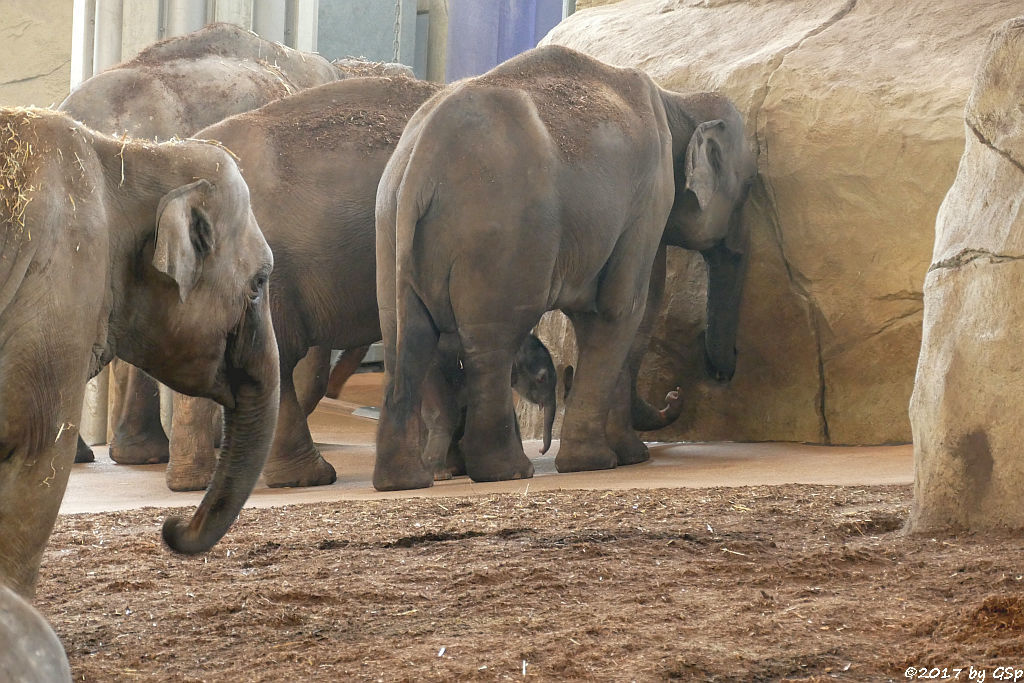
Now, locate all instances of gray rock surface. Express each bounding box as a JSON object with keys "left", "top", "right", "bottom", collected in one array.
[
  {"left": 519, "top": 0, "right": 1024, "bottom": 445},
  {"left": 908, "top": 18, "right": 1024, "bottom": 532}
]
